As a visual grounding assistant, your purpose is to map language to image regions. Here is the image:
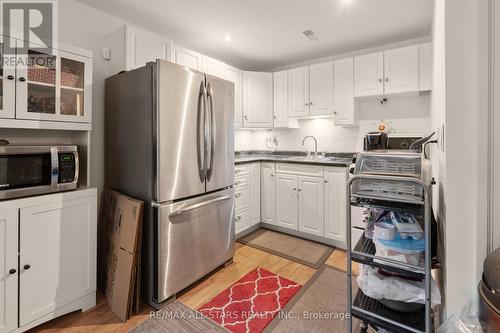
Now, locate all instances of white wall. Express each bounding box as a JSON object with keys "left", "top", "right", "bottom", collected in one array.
[
  {"left": 237, "top": 94, "right": 431, "bottom": 152},
  {"left": 430, "top": 0, "right": 490, "bottom": 318},
  {"left": 57, "top": 0, "right": 126, "bottom": 192}
]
